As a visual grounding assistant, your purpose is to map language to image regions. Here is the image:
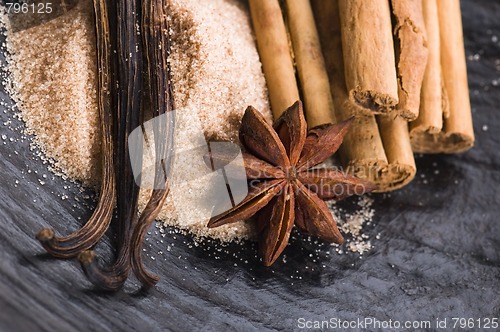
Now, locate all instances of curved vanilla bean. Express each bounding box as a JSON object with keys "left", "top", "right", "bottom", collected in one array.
[
  {"left": 78, "top": 228, "right": 134, "bottom": 291},
  {"left": 130, "top": 190, "right": 168, "bottom": 288},
  {"left": 36, "top": 0, "right": 116, "bottom": 258},
  {"left": 80, "top": 0, "right": 143, "bottom": 291},
  {"left": 130, "top": 0, "right": 175, "bottom": 289}
]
